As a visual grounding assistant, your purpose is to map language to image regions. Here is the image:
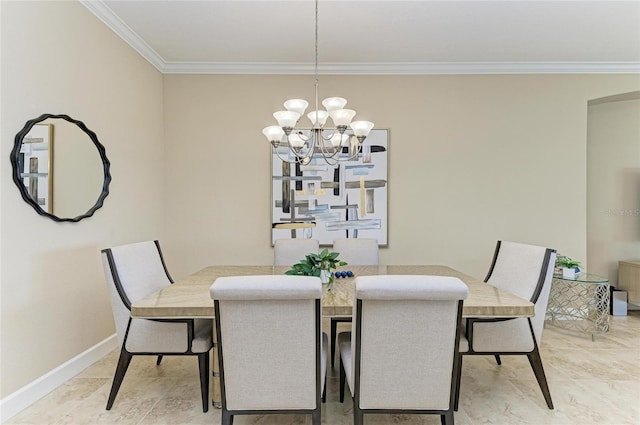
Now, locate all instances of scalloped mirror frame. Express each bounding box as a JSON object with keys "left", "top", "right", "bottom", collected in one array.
[{"left": 10, "top": 113, "right": 112, "bottom": 222}]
